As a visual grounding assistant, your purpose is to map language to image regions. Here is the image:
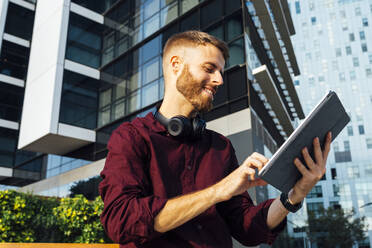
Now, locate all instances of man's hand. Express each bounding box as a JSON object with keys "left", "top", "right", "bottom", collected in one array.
[
  {"left": 215, "top": 152, "right": 268, "bottom": 202},
  {"left": 288, "top": 132, "right": 332, "bottom": 204}
]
